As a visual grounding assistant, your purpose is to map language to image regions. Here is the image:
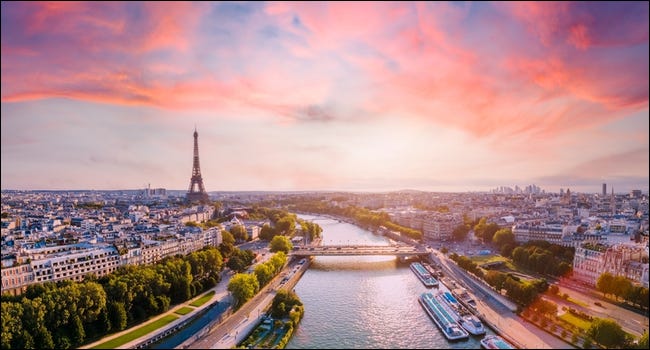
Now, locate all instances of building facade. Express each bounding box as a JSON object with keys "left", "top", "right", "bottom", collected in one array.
[{"left": 573, "top": 243, "right": 649, "bottom": 288}]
